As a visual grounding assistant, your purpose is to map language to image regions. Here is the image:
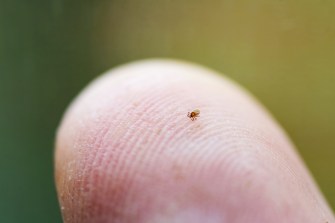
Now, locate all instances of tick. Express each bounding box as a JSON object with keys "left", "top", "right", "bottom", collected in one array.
[{"left": 187, "top": 109, "right": 200, "bottom": 121}]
